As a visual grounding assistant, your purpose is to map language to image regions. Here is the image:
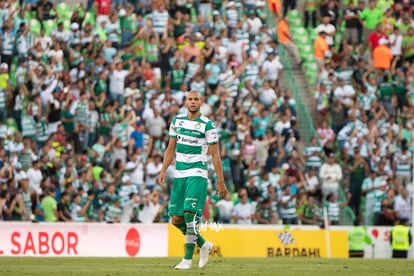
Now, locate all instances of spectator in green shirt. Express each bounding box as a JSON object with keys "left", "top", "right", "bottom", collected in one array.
[
  {"left": 298, "top": 194, "right": 318, "bottom": 225},
  {"left": 360, "top": 0, "right": 383, "bottom": 41},
  {"left": 61, "top": 99, "right": 75, "bottom": 140},
  {"left": 255, "top": 197, "right": 277, "bottom": 224},
  {"left": 119, "top": 4, "right": 135, "bottom": 48},
  {"left": 40, "top": 188, "right": 58, "bottom": 222},
  {"left": 402, "top": 27, "right": 414, "bottom": 63}
]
